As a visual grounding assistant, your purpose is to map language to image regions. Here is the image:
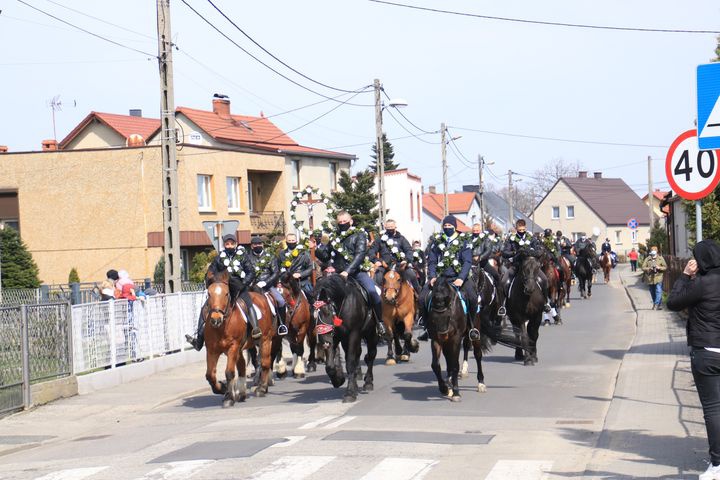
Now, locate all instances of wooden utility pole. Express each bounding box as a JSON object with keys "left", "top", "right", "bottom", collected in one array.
[
  {"left": 441, "top": 123, "right": 448, "bottom": 216},
  {"left": 647, "top": 155, "right": 654, "bottom": 231},
  {"left": 478, "top": 155, "right": 485, "bottom": 226},
  {"left": 157, "top": 0, "right": 181, "bottom": 293},
  {"left": 374, "top": 79, "right": 386, "bottom": 227},
  {"left": 508, "top": 169, "right": 514, "bottom": 230}
]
